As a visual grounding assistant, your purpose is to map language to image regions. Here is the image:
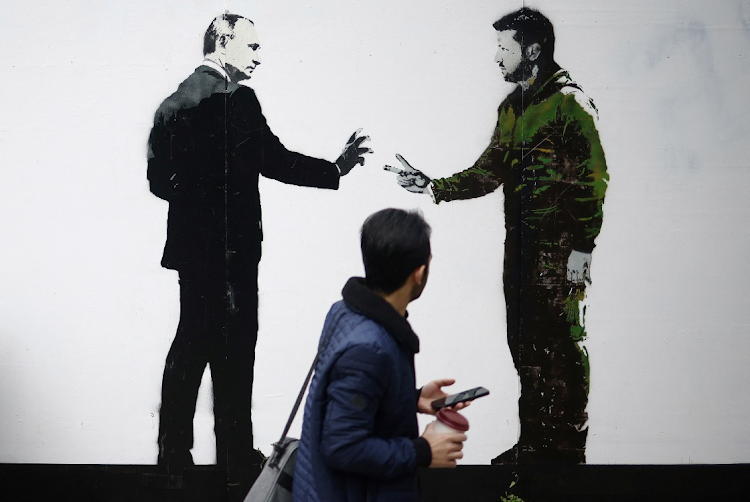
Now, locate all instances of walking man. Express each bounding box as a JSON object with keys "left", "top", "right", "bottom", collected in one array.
[{"left": 294, "top": 209, "right": 467, "bottom": 501}]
